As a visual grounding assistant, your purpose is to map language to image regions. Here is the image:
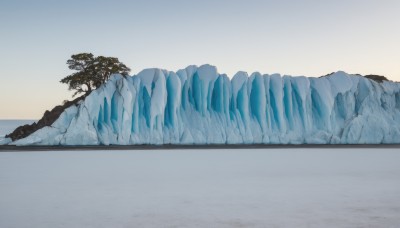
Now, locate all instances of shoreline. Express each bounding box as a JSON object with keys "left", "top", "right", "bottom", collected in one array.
[{"left": 1, "top": 144, "right": 400, "bottom": 152}]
